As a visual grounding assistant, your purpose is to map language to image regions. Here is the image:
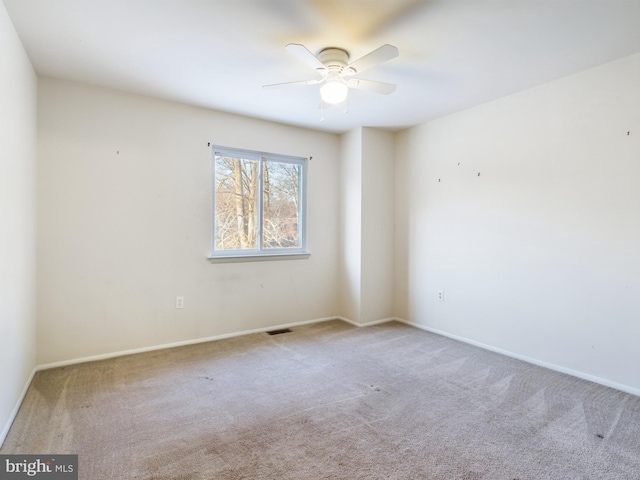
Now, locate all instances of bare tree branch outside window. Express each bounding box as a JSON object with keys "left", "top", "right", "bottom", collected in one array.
[{"left": 213, "top": 151, "right": 305, "bottom": 254}]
